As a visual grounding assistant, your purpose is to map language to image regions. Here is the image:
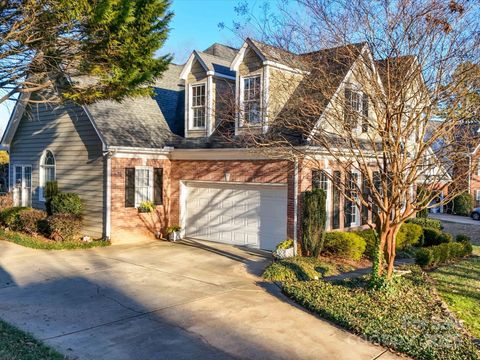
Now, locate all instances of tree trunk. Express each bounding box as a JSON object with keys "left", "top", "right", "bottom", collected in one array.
[{"left": 385, "top": 225, "right": 400, "bottom": 280}]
